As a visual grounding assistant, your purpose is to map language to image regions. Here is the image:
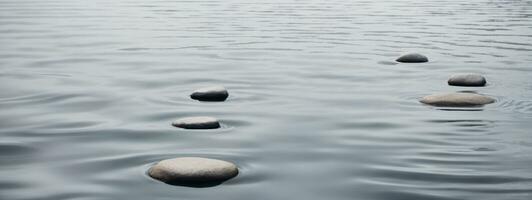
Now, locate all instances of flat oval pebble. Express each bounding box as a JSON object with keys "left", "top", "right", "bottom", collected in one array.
[
  {"left": 420, "top": 93, "right": 495, "bottom": 107},
  {"left": 190, "top": 86, "right": 229, "bottom": 101},
  {"left": 148, "top": 157, "right": 238, "bottom": 186},
  {"left": 448, "top": 74, "right": 487, "bottom": 87},
  {"left": 172, "top": 117, "right": 220, "bottom": 129},
  {"left": 396, "top": 53, "right": 429, "bottom": 63}
]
